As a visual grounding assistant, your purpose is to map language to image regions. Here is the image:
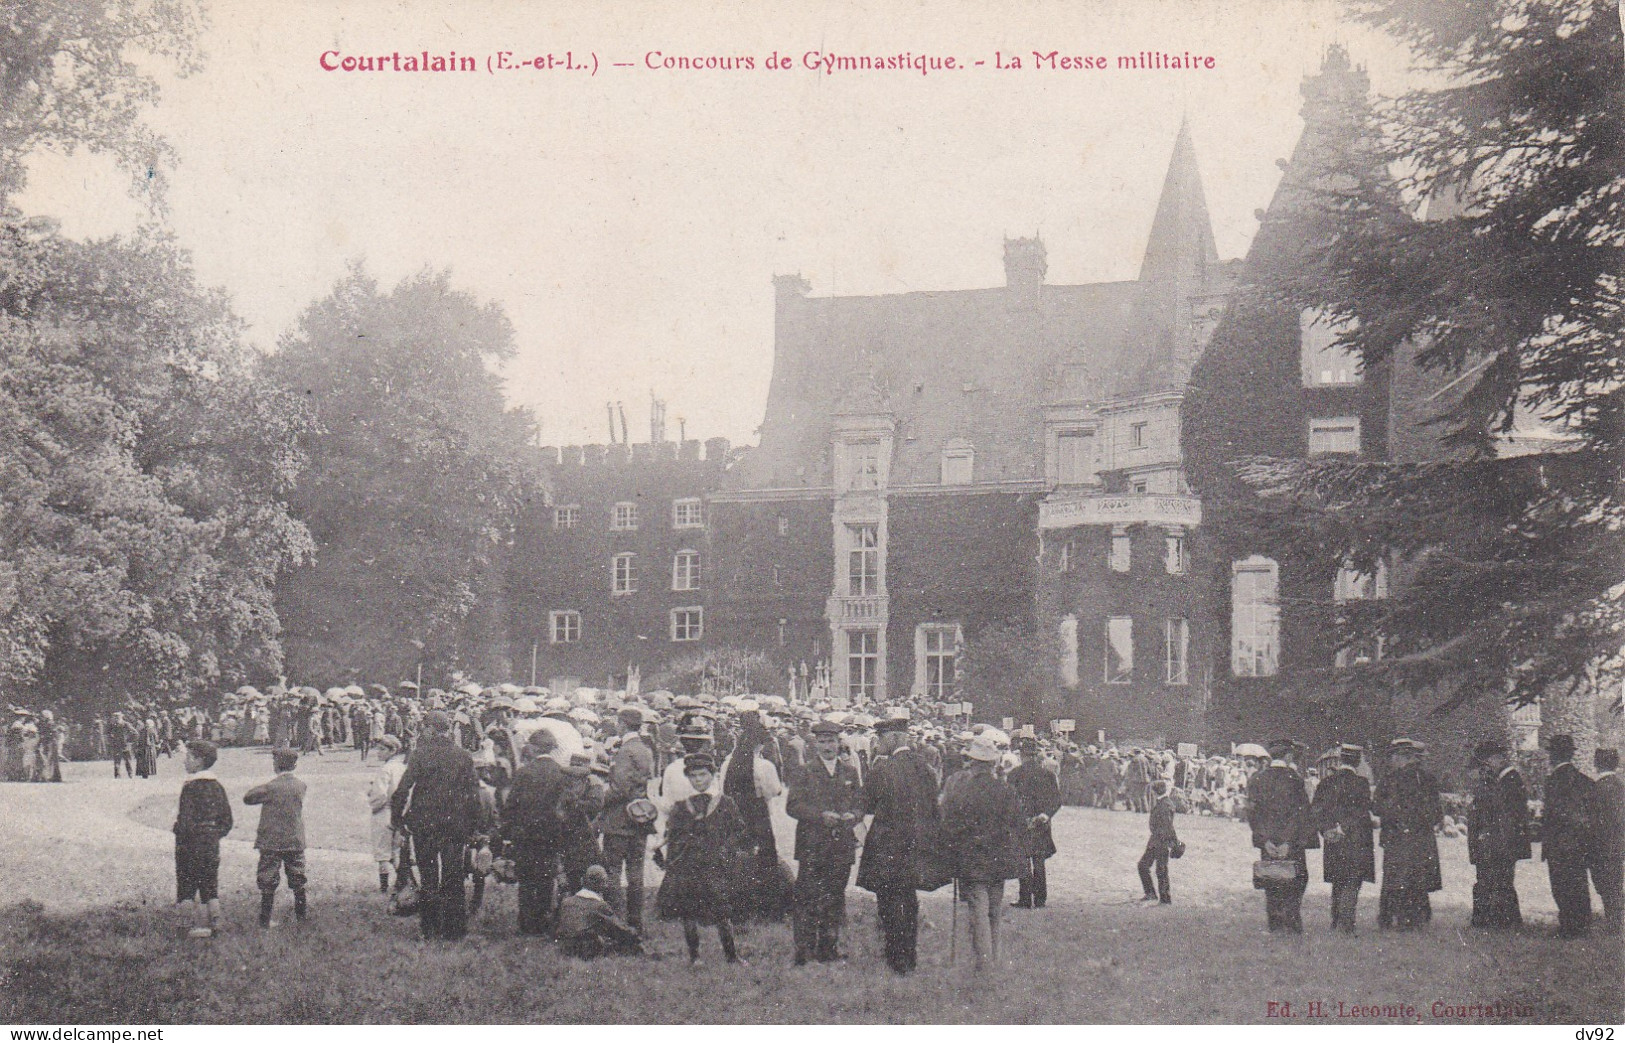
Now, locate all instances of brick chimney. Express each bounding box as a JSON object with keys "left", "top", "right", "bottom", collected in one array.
[{"left": 1004, "top": 236, "right": 1046, "bottom": 310}]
